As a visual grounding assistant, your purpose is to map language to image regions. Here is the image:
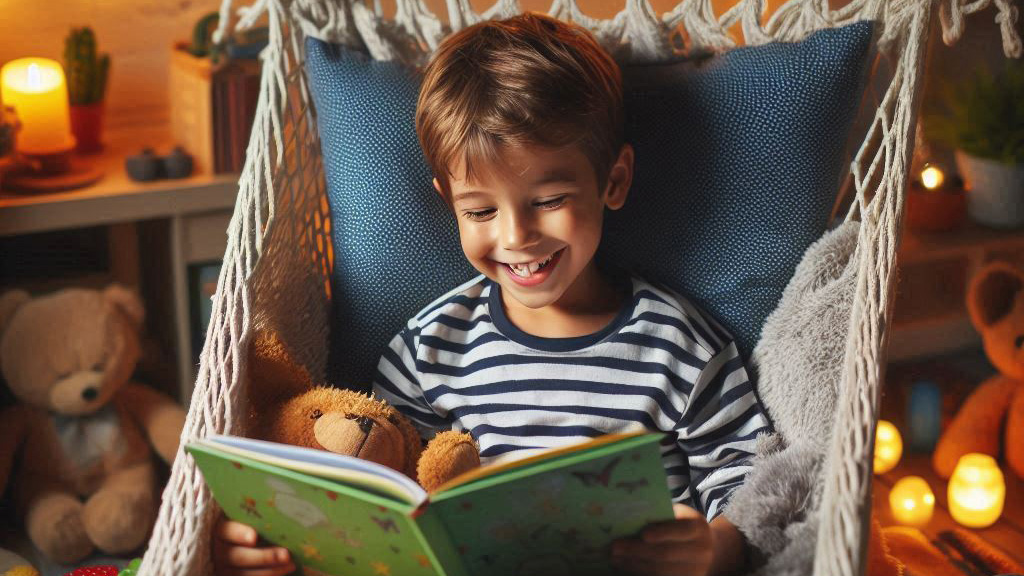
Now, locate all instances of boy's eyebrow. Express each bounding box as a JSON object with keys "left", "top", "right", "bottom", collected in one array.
[{"left": 452, "top": 168, "right": 579, "bottom": 202}]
